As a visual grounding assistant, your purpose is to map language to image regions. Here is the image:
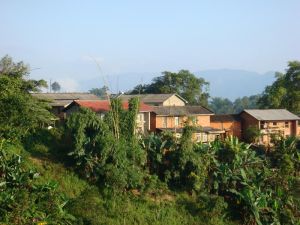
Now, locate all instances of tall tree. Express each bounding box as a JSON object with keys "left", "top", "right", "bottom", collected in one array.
[
  {"left": 129, "top": 70, "right": 209, "bottom": 106},
  {"left": 51, "top": 81, "right": 61, "bottom": 92},
  {"left": 0, "top": 55, "right": 53, "bottom": 140},
  {"left": 258, "top": 61, "right": 300, "bottom": 114}
]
